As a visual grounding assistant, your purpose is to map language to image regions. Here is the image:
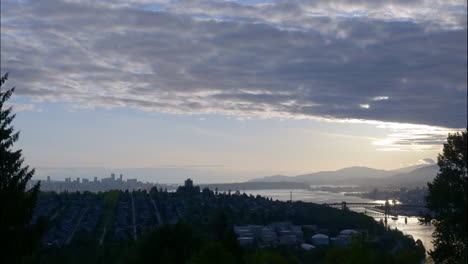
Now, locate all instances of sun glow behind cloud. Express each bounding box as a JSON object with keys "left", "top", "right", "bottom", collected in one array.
[
  {"left": 373, "top": 96, "right": 389, "bottom": 101},
  {"left": 360, "top": 104, "right": 370, "bottom": 109},
  {"left": 372, "top": 123, "right": 458, "bottom": 151}
]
